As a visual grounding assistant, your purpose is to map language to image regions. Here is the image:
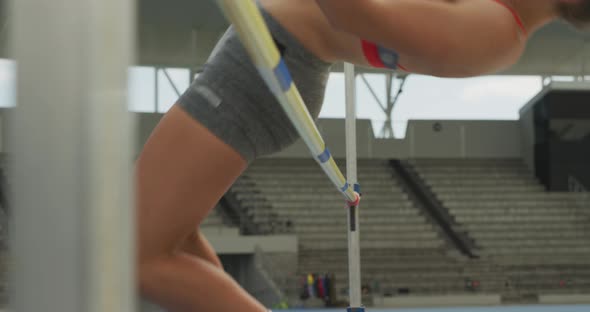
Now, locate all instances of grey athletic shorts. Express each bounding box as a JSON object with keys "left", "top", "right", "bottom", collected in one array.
[{"left": 178, "top": 7, "right": 333, "bottom": 162}]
